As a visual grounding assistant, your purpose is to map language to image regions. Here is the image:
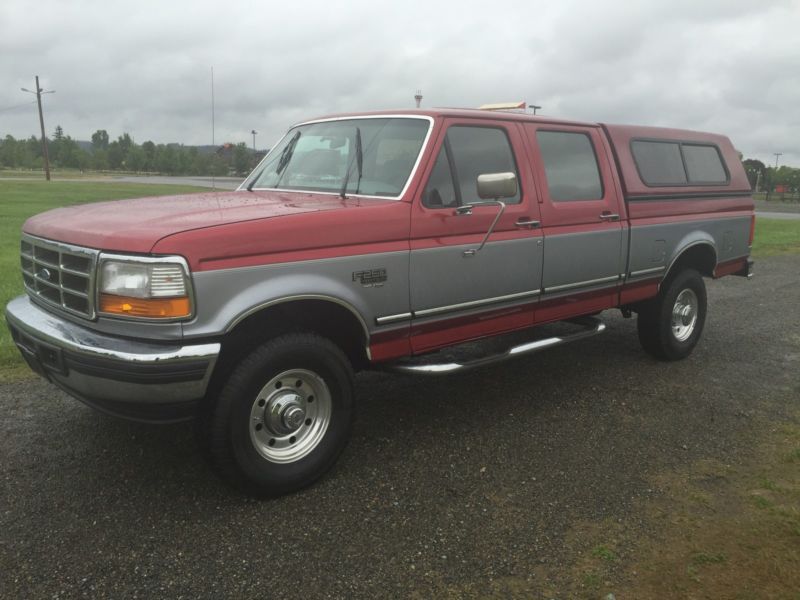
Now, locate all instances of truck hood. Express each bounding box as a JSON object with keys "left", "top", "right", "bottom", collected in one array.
[{"left": 23, "top": 189, "right": 362, "bottom": 253}]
